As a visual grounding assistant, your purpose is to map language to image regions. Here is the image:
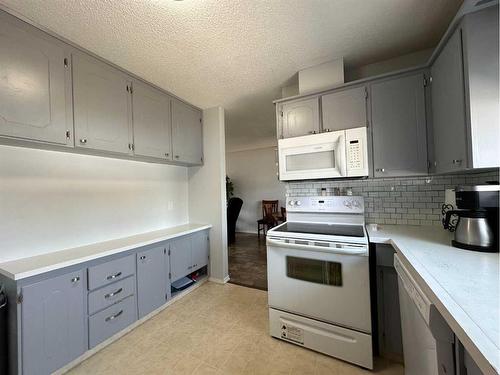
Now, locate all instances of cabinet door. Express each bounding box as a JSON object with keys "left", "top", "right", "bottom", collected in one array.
[
  {"left": 169, "top": 236, "right": 192, "bottom": 282},
  {"left": 21, "top": 270, "right": 85, "bottom": 375},
  {"left": 371, "top": 73, "right": 428, "bottom": 177},
  {"left": 132, "top": 81, "right": 172, "bottom": 159},
  {"left": 321, "top": 86, "right": 367, "bottom": 131},
  {"left": 137, "top": 246, "right": 167, "bottom": 319},
  {"left": 73, "top": 52, "right": 132, "bottom": 154},
  {"left": 431, "top": 28, "right": 468, "bottom": 173},
  {"left": 191, "top": 231, "right": 209, "bottom": 271},
  {"left": 280, "top": 98, "right": 320, "bottom": 138},
  {"left": 171, "top": 100, "right": 203, "bottom": 165},
  {"left": 0, "top": 11, "right": 72, "bottom": 145}
]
